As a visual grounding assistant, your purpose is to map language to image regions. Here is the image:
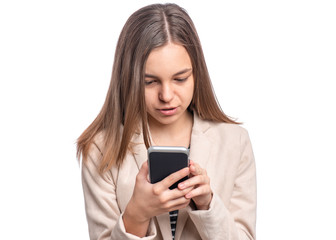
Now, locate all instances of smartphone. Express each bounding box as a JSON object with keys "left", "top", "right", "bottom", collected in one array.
[{"left": 148, "top": 146, "right": 189, "bottom": 189}]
